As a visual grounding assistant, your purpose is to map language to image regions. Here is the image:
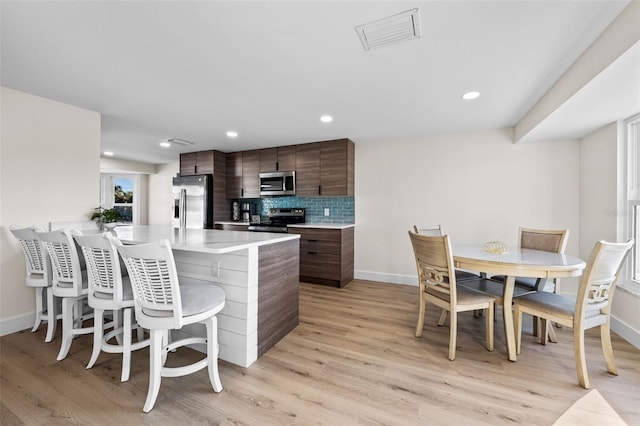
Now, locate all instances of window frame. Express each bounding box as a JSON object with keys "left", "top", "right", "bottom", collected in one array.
[
  {"left": 100, "top": 173, "right": 140, "bottom": 224},
  {"left": 619, "top": 113, "right": 640, "bottom": 295}
]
